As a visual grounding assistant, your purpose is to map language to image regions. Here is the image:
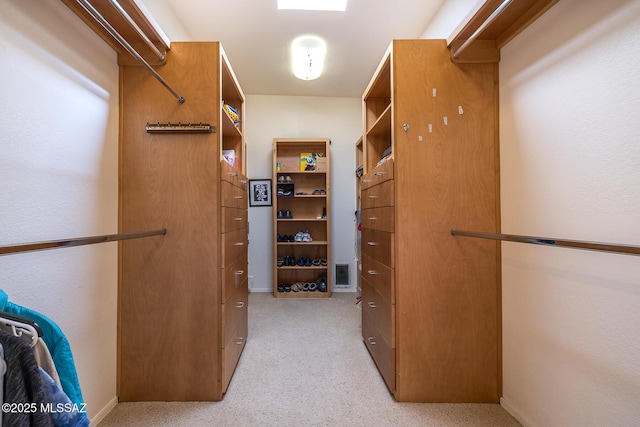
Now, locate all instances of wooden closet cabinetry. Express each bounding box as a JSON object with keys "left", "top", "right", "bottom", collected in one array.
[
  {"left": 360, "top": 40, "right": 500, "bottom": 402},
  {"left": 119, "top": 42, "right": 248, "bottom": 401}
]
